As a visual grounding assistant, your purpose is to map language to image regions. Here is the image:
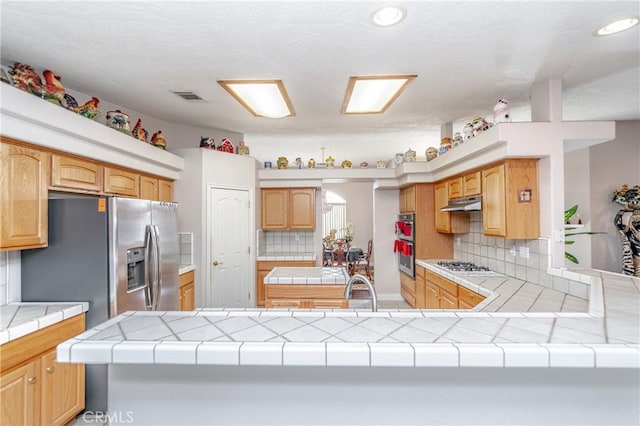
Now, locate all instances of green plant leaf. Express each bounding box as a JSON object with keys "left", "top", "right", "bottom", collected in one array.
[
  {"left": 564, "top": 240, "right": 575, "bottom": 245},
  {"left": 565, "top": 252, "right": 579, "bottom": 264},
  {"left": 564, "top": 205, "right": 578, "bottom": 222},
  {"left": 564, "top": 231, "right": 607, "bottom": 237}
]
